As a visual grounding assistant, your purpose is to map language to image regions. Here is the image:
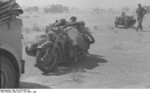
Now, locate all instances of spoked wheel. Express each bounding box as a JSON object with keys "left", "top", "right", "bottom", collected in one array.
[{"left": 36, "top": 43, "right": 60, "bottom": 73}]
